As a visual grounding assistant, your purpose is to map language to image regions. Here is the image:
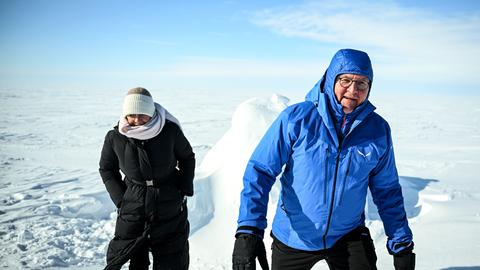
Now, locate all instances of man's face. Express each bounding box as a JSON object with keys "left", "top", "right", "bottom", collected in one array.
[{"left": 334, "top": 74, "right": 370, "bottom": 114}]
